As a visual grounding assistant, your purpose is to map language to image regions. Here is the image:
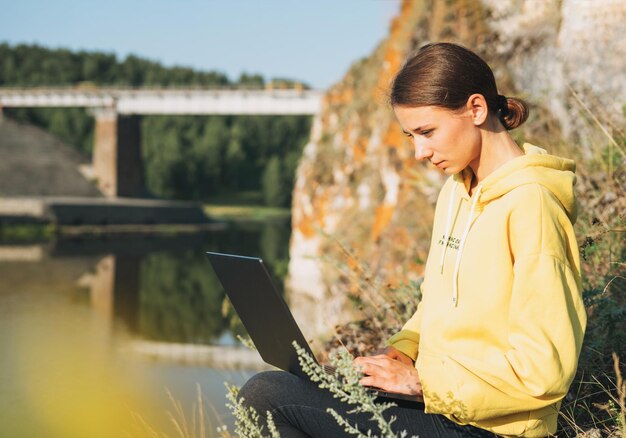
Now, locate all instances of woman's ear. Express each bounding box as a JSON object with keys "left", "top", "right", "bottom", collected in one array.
[{"left": 466, "top": 93, "right": 489, "bottom": 126}]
